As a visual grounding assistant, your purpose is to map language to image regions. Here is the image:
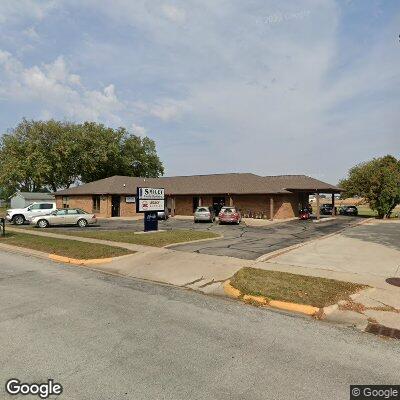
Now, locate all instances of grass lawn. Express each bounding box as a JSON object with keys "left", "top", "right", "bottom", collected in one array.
[
  {"left": 46, "top": 229, "right": 220, "bottom": 247},
  {"left": 230, "top": 267, "right": 367, "bottom": 308},
  {"left": 0, "top": 231, "right": 133, "bottom": 259}
]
